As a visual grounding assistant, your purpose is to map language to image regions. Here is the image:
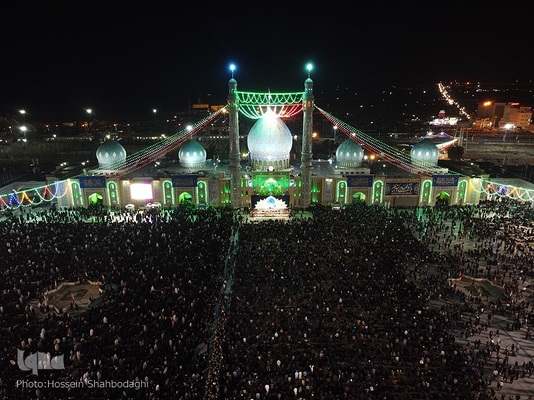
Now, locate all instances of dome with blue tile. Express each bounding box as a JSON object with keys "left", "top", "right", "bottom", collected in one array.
[
  {"left": 179, "top": 139, "right": 206, "bottom": 168},
  {"left": 96, "top": 139, "right": 127, "bottom": 168},
  {"left": 411, "top": 139, "right": 439, "bottom": 166},
  {"left": 336, "top": 139, "right": 364, "bottom": 168}
]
